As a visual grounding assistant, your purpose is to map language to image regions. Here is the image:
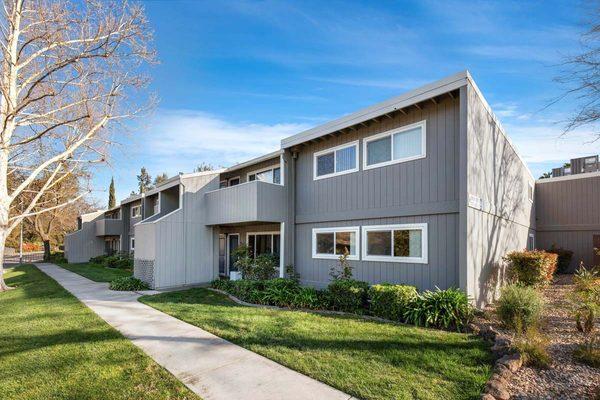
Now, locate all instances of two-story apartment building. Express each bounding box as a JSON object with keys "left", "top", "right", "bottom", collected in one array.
[{"left": 66, "top": 71, "right": 539, "bottom": 306}]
